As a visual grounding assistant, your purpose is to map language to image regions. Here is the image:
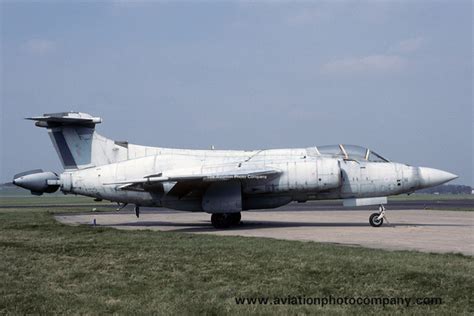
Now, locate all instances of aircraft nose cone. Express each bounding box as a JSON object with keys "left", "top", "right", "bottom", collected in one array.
[{"left": 418, "top": 167, "right": 458, "bottom": 188}]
